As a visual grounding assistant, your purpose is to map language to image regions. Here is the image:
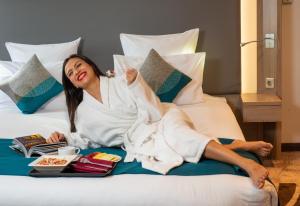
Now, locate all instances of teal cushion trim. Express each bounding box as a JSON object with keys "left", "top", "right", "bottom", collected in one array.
[
  {"left": 157, "top": 70, "right": 191, "bottom": 102},
  {"left": 0, "top": 138, "right": 261, "bottom": 177},
  {"left": 16, "top": 78, "right": 63, "bottom": 114}
]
